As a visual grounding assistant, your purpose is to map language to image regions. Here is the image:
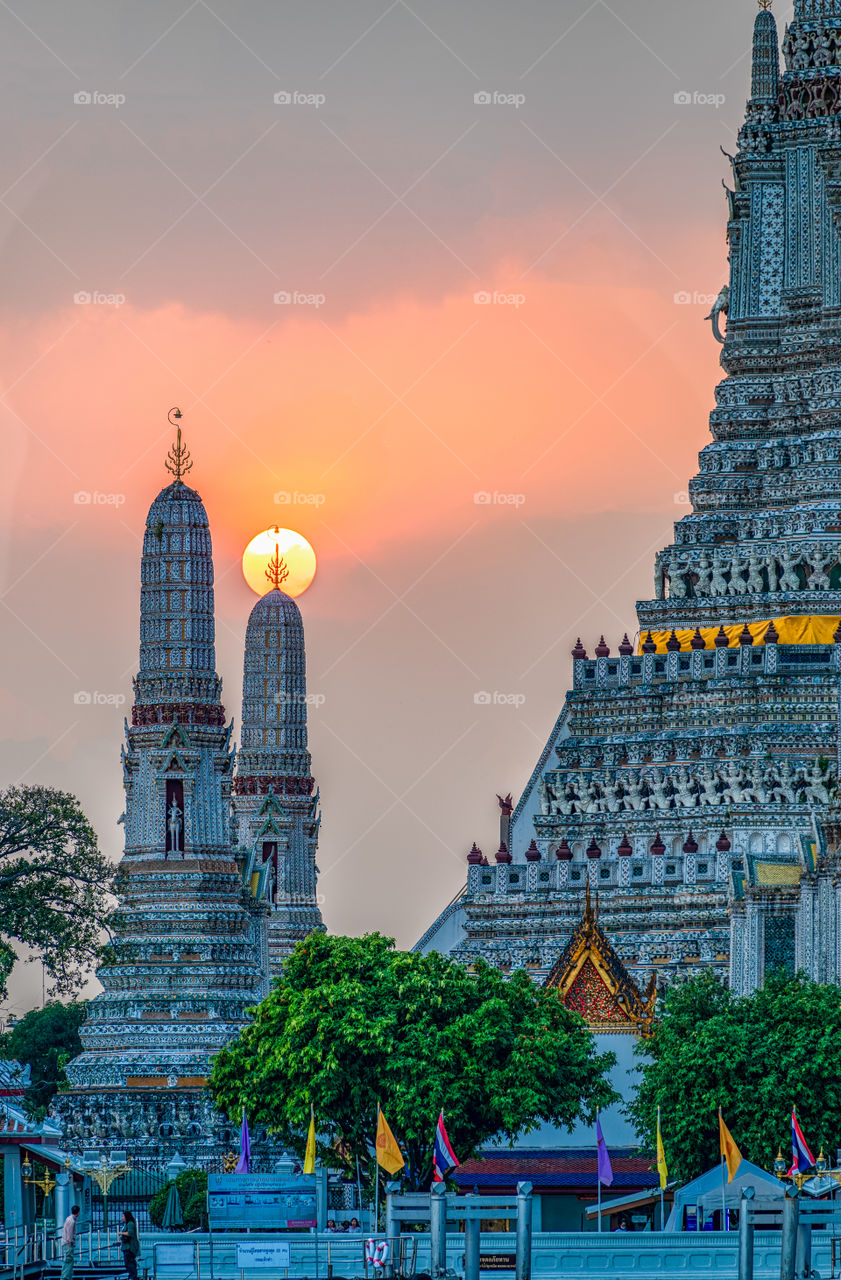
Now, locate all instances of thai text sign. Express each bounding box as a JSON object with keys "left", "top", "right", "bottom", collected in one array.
[
  {"left": 236, "top": 1242, "right": 292, "bottom": 1269},
  {"left": 480, "top": 1253, "right": 517, "bottom": 1272}
]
